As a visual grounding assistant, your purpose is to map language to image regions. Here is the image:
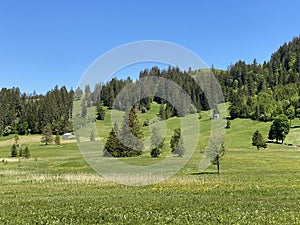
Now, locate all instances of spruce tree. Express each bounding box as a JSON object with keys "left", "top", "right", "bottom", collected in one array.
[
  {"left": 24, "top": 146, "right": 30, "bottom": 159},
  {"left": 174, "top": 137, "right": 185, "bottom": 157},
  {"left": 55, "top": 133, "right": 61, "bottom": 145},
  {"left": 150, "top": 127, "right": 164, "bottom": 157},
  {"left": 96, "top": 102, "right": 105, "bottom": 120},
  {"left": 120, "top": 107, "right": 144, "bottom": 157},
  {"left": 11, "top": 144, "right": 18, "bottom": 157},
  {"left": 104, "top": 123, "right": 122, "bottom": 157},
  {"left": 90, "top": 130, "right": 96, "bottom": 141},
  {"left": 41, "top": 124, "right": 53, "bottom": 145},
  {"left": 170, "top": 128, "right": 181, "bottom": 154}
]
